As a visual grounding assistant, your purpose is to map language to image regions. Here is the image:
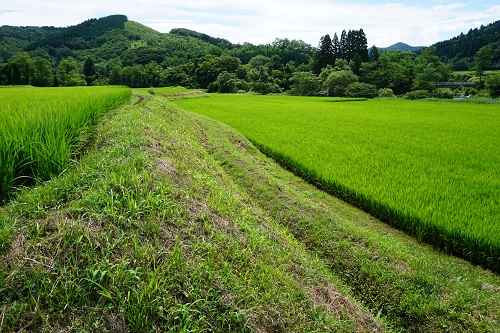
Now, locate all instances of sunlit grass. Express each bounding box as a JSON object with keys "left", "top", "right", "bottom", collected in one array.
[
  {"left": 174, "top": 94, "right": 500, "bottom": 272},
  {"left": 0, "top": 96, "right": 379, "bottom": 332},
  {"left": 1, "top": 95, "right": 499, "bottom": 331},
  {"left": 0, "top": 86, "right": 131, "bottom": 201}
]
